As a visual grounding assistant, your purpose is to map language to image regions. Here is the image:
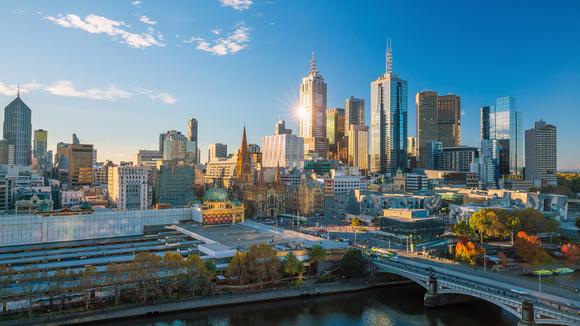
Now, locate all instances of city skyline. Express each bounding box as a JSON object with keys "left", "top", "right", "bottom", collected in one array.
[{"left": 0, "top": 1, "right": 579, "bottom": 169}]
